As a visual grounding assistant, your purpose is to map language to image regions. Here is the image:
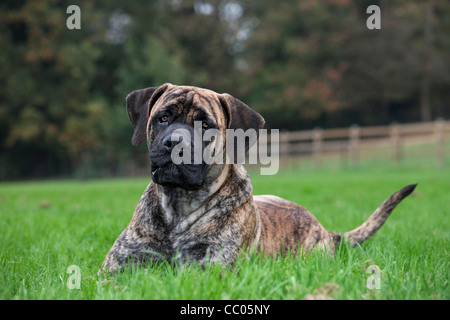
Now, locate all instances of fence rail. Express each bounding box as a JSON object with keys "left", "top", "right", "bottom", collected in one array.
[{"left": 250, "top": 119, "right": 450, "bottom": 168}]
